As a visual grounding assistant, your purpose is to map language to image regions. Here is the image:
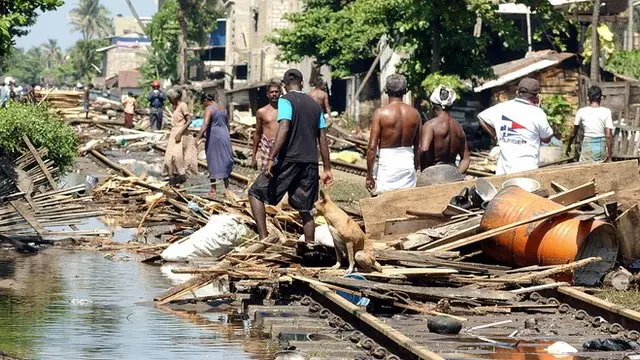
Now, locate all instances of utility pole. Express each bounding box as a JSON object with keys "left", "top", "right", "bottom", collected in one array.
[
  {"left": 590, "top": 0, "right": 601, "bottom": 82},
  {"left": 124, "top": 0, "right": 147, "bottom": 35},
  {"left": 629, "top": 0, "right": 635, "bottom": 50}
]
